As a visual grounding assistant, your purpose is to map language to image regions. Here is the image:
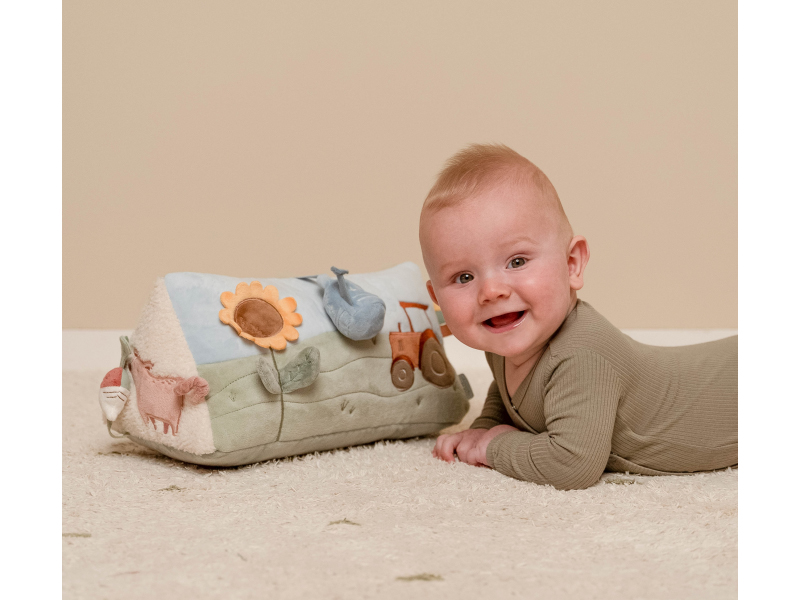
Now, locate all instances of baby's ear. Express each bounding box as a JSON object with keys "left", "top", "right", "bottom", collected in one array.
[
  {"left": 426, "top": 280, "right": 439, "bottom": 306},
  {"left": 567, "top": 236, "right": 590, "bottom": 291}
]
